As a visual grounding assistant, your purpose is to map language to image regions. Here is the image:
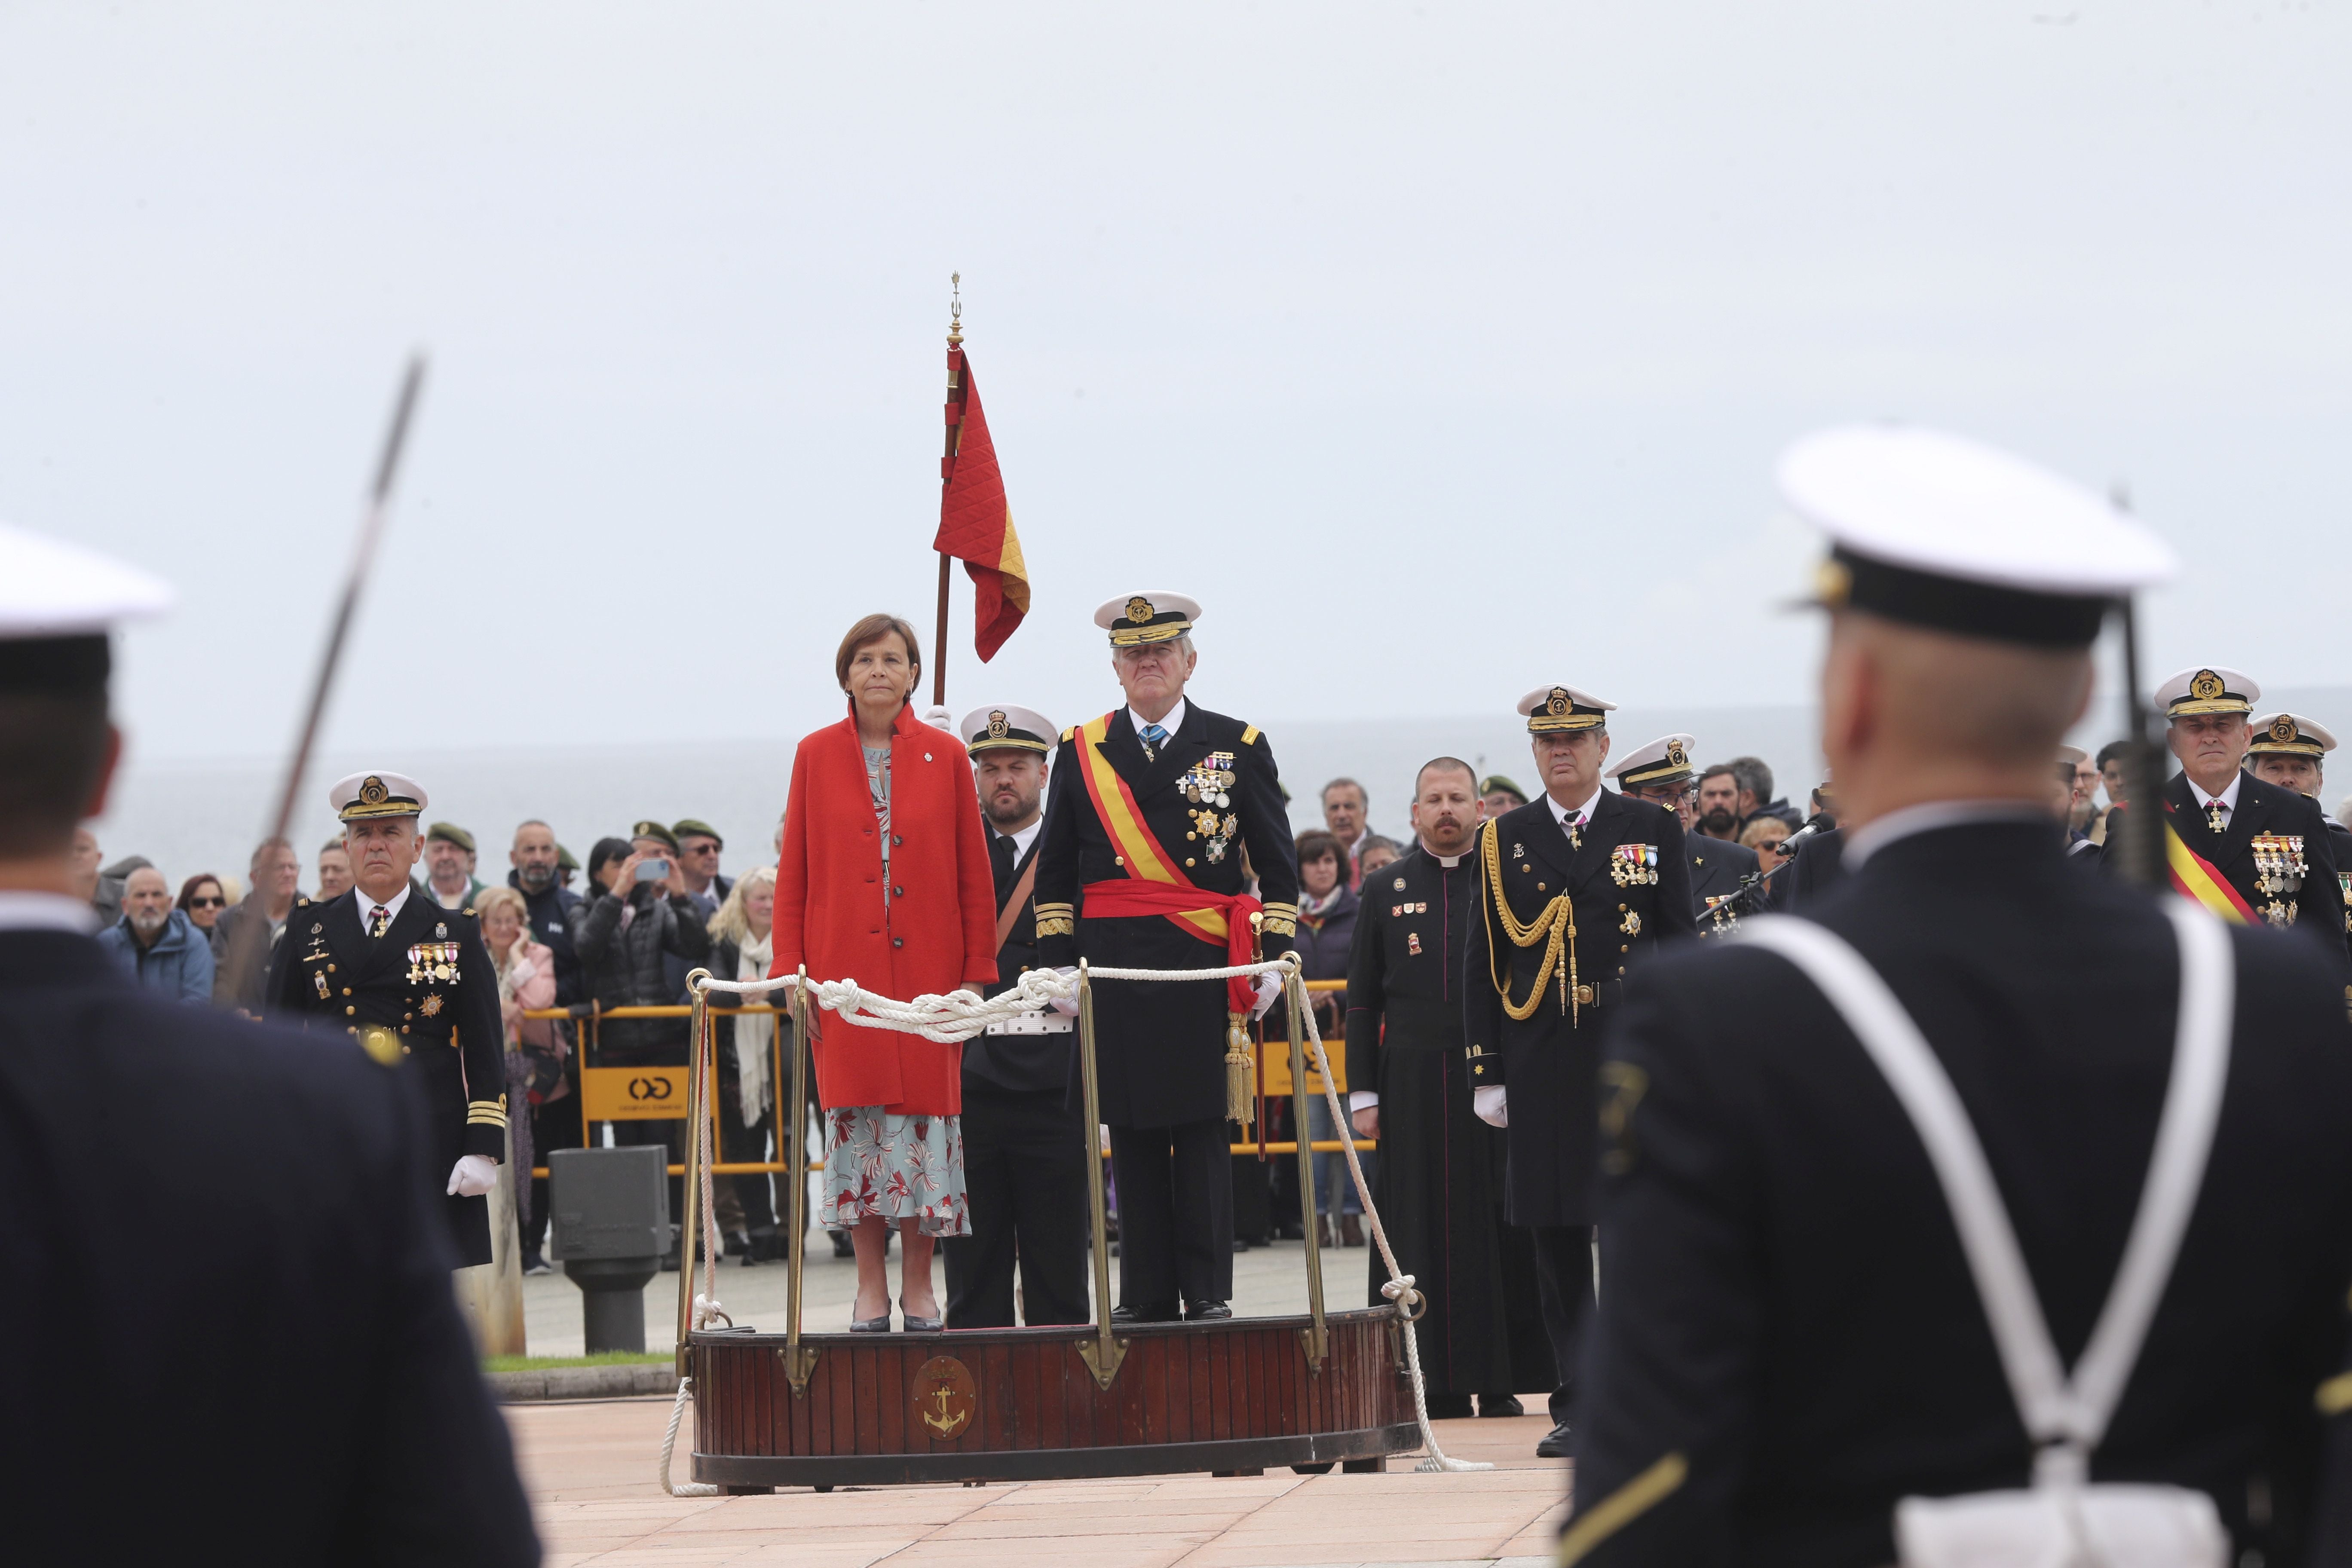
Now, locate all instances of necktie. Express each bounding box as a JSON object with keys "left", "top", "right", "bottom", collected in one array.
[
  {"left": 370, "top": 904, "right": 390, "bottom": 938},
  {"left": 989, "top": 831, "right": 1017, "bottom": 898},
  {"left": 1140, "top": 722, "right": 1169, "bottom": 760}
]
